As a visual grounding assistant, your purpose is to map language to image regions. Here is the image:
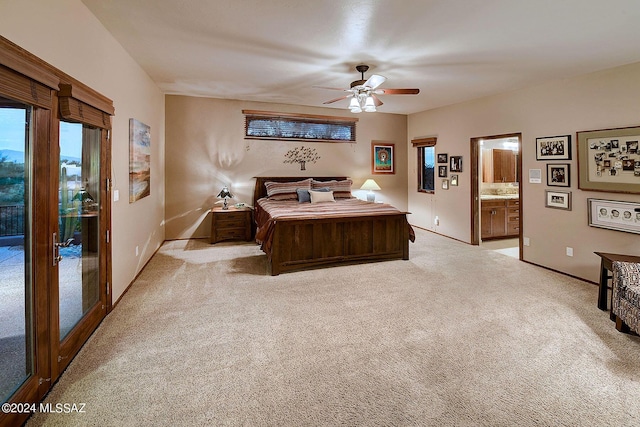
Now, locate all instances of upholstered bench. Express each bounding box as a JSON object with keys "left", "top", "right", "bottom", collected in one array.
[{"left": 612, "top": 261, "right": 640, "bottom": 334}]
